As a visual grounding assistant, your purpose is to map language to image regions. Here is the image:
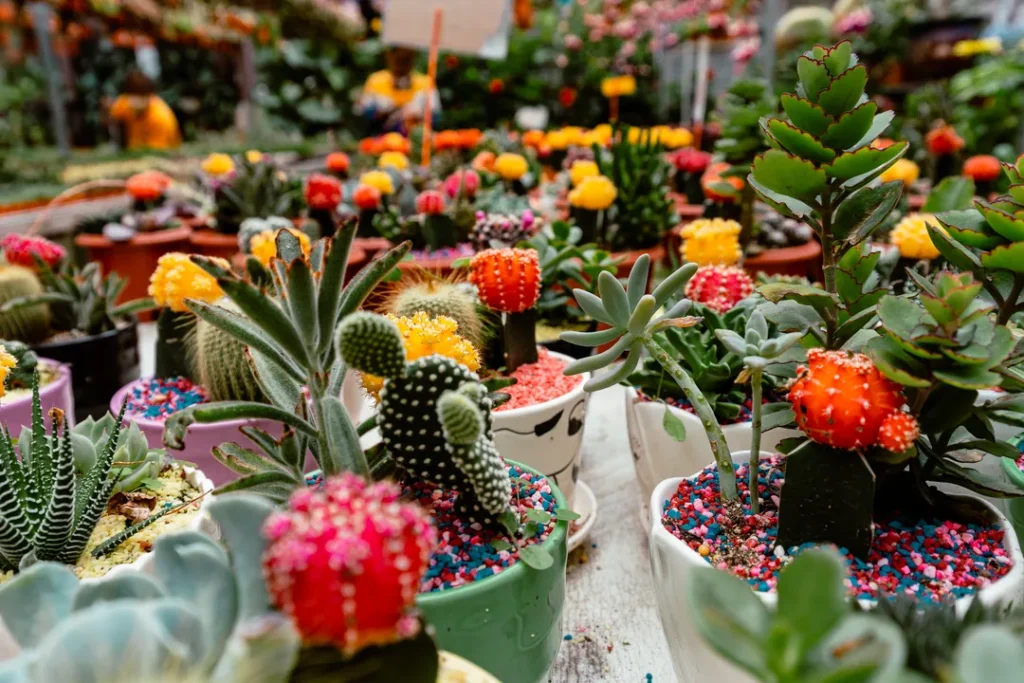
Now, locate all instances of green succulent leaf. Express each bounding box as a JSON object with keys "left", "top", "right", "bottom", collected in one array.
[
  {"left": 933, "top": 365, "right": 1002, "bottom": 390},
  {"left": 955, "top": 625, "right": 1024, "bottom": 683},
  {"left": 938, "top": 210, "right": 1002, "bottom": 250},
  {"left": 824, "top": 143, "right": 906, "bottom": 183},
  {"left": 979, "top": 203, "right": 1024, "bottom": 242},
  {"left": 922, "top": 177, "right": 976, "bottom": 213},
  {"left": 765, "top": 119, "right": 837, "bottom": 164},
  {"left": 747, "top": 175, "right": 814, "bottom": 218},
  {"left": 518, "top": 545, "right": 554, "bottom": 570},
  {"left": 797, "top": 56, "right": 832, "bottom": 103},
  {"left": 820, "top": 102, "right": 877, "bottom": 150},
  {"left": 982, "top": 242, "right": 1024, "bottom": 273},
  {"left": 833, "top": 181, "right": 903, "bottom": 245},
  {"left": 780, "top": 94, "right": 832, "bottom": 137},
  {"left": 758, "top": 283, "right": 837, "bottom": 322},
  {"left": 687, "top": 565, "right": 770, "bottom": 677},
  {"left": 777, "top": 549, "right": 850, "bottom": 652},
  {"left": 822, "top": 41, "right": 854, "bottom": 77},
  {"left": 929, "top": 225, "right": 984, "bottom": 270},
  {"left": 816, "top": 65, "right": 868, "bottom": 116},
  {"left": 750, "top": 150, "right": 828, "bottom": 204},
  {"left": 662, "top": 406, "right": 687, "bottom": 442},
  {"left": 866, "top": 336, "right": 931, "bottom": 388}
]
